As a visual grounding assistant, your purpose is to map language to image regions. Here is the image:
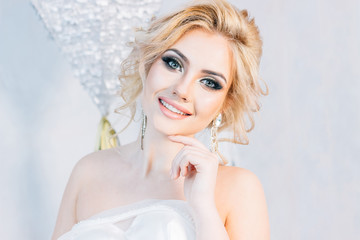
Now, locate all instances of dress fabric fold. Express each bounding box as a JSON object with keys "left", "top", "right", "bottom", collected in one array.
[{"left": 58, "top": 199, "right": 196, "bottom": 240}]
